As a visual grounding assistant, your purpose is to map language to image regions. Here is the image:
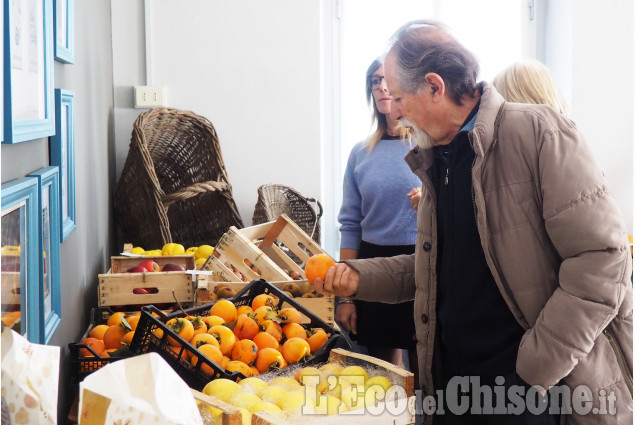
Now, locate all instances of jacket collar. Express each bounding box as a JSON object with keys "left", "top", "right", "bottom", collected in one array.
[{"left": 405, "top": 81, "right": 506, "bottom": 177}]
